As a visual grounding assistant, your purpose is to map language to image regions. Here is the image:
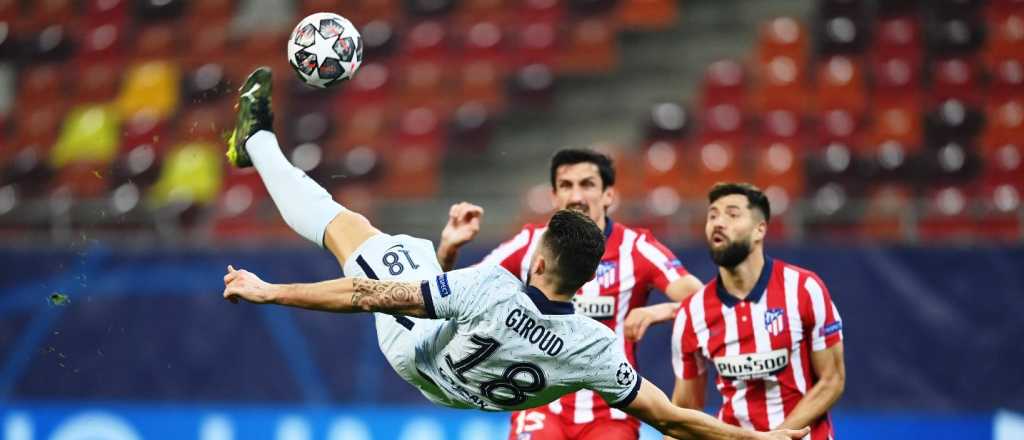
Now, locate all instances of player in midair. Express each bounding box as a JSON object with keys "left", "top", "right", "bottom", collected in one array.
[
  {"left": 436, "top": 149, "right": 704, "bottom": 440},
  {"left": 221, "top": 67, "right": 808, "bottom": 440}
]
